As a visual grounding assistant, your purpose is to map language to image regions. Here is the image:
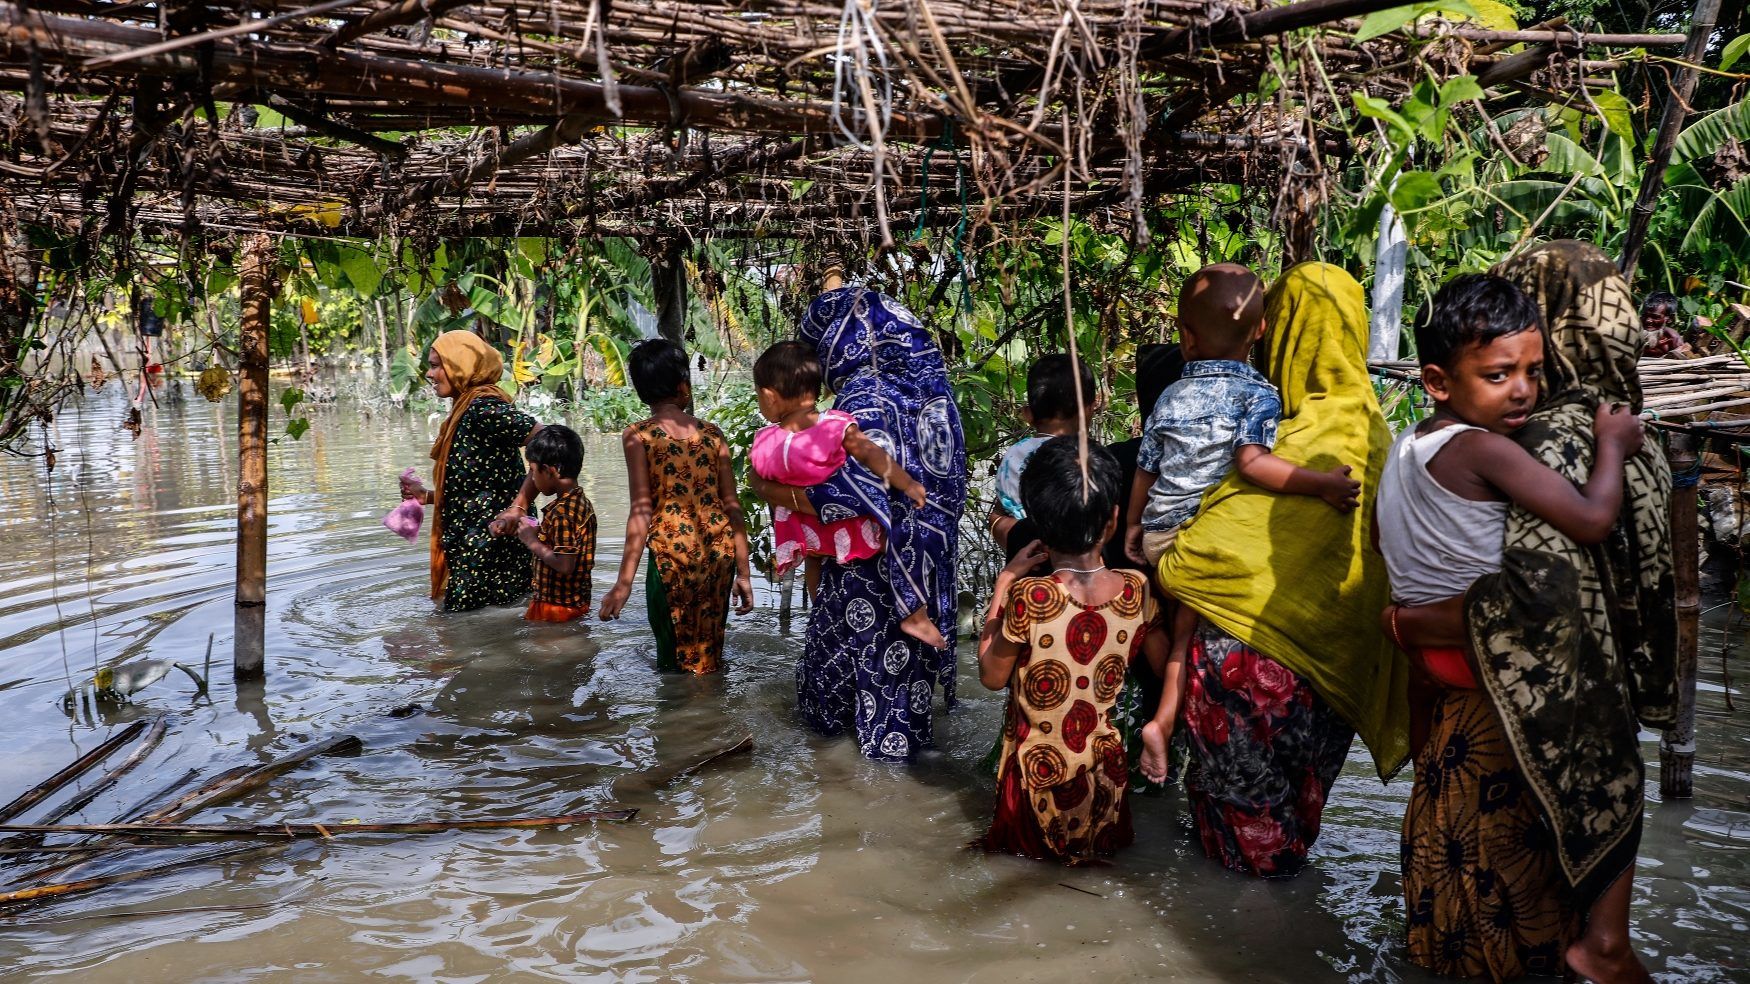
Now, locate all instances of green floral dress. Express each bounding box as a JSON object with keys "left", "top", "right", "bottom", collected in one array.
[{"left": 440, "top": 396, "right": 536, "bottom": 611}]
